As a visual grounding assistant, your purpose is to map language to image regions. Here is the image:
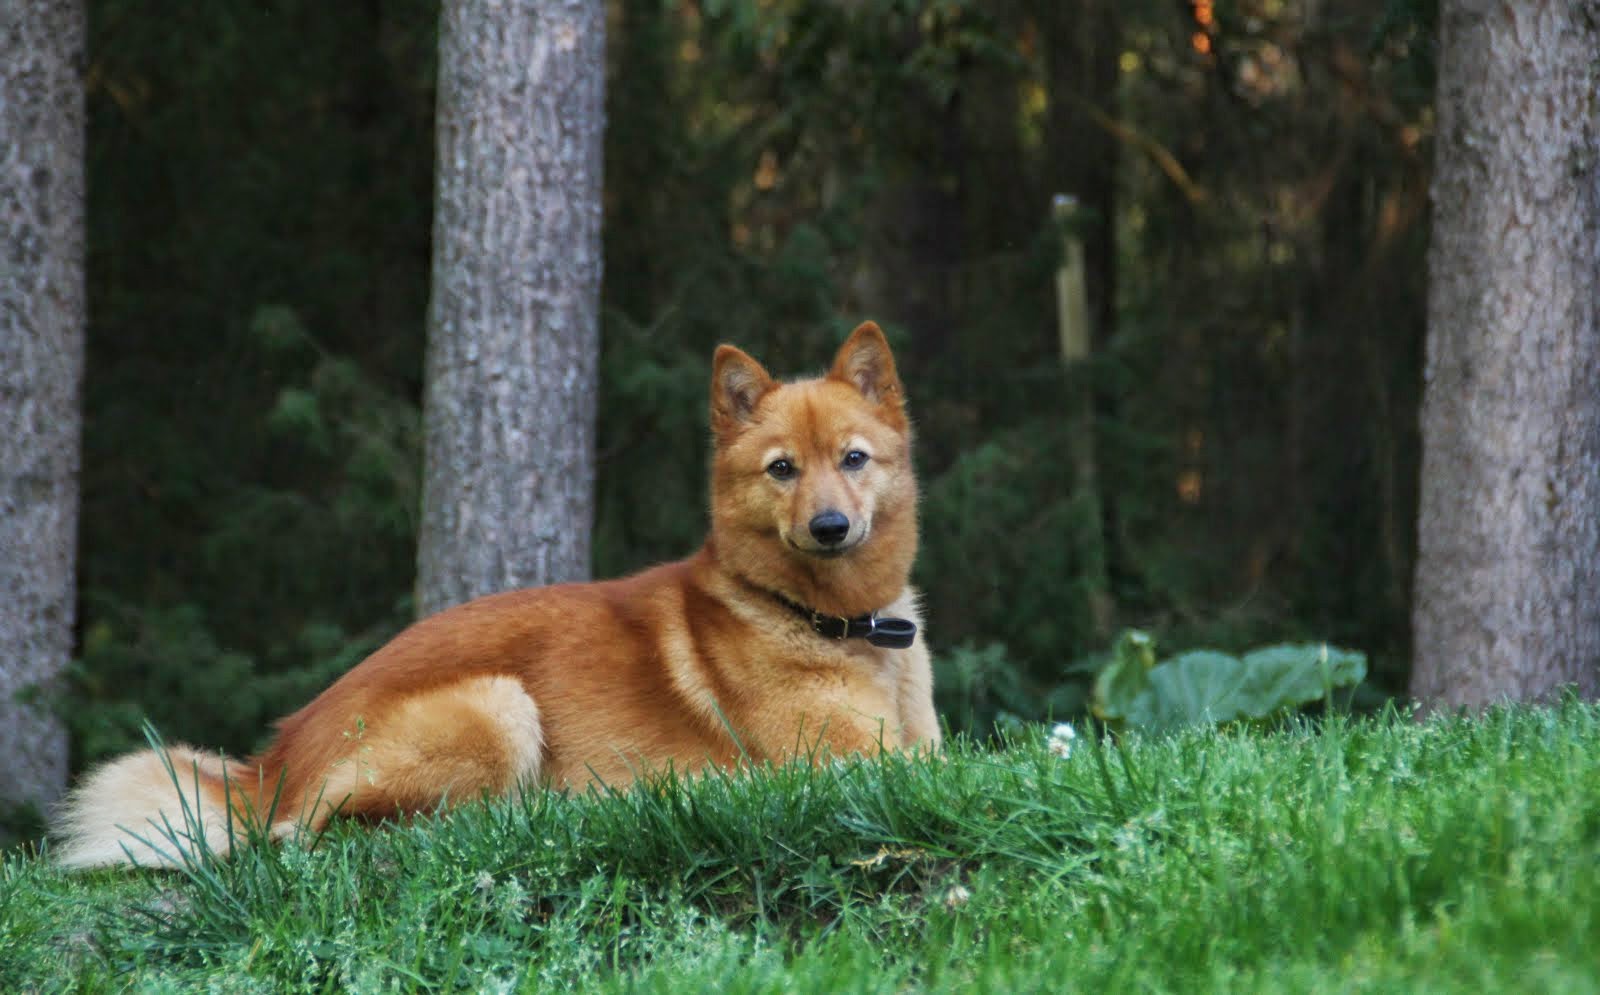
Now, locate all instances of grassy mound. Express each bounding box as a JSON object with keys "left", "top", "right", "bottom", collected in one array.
[{"left": 5, "top": 701, "right": 1598, "bottom": 992}]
